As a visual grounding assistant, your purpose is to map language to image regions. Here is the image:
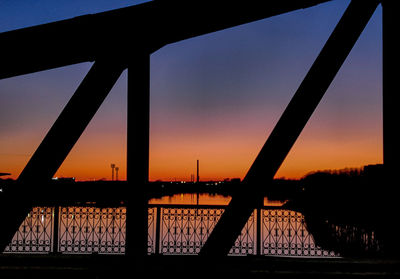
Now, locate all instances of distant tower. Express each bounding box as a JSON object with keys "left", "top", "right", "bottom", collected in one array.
[
  {"left": 111, "top": 163, "right": 115, "bottom": 181},
  {"left": 196, "top": 160, "right": 199, "bottom": 183},
  {"left": 115, "top": 167, "right": 119, "bottom": 181}
]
